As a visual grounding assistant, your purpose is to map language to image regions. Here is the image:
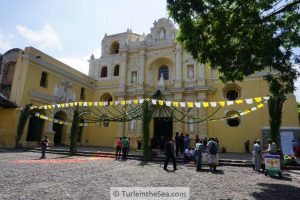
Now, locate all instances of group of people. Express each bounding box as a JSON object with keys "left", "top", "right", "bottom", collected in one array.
[
  {"left": 115, "top": 136, "right": 131, "bottom": 160},
  {"left": 163, "top": 133, "right": 219, "bottom": 172},
  {"left": 252, "top": 139, "right": 277, "bottom": 172}
]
